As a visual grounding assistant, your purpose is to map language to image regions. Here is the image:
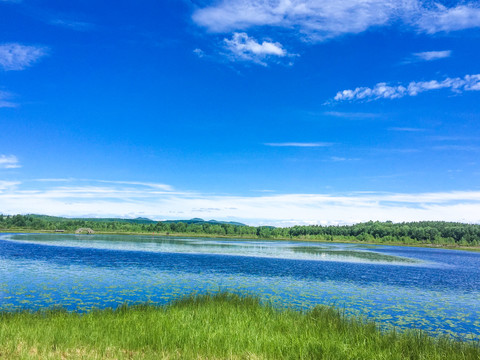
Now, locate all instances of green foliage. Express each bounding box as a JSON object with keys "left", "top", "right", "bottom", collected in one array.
[
  {"left": 1, "top": 293, "right": 479, "bottom": 359},
  {"left": 2, "top": 214, "right": 480, "bottom": 246}
]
